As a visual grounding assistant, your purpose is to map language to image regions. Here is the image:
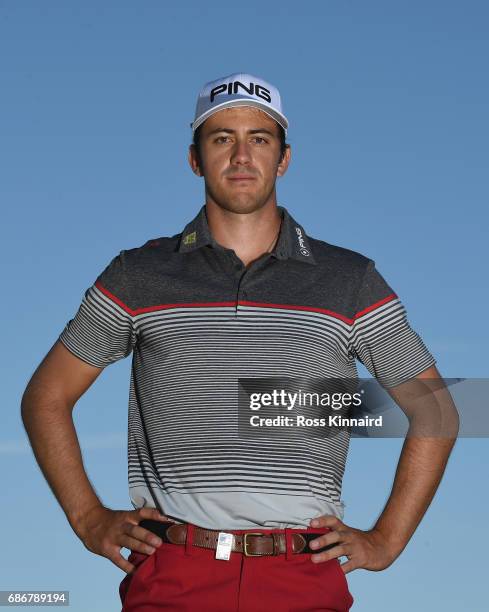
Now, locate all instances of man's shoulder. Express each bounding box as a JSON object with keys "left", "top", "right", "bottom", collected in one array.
[
  {"left": 117, "top": 232, "right": 182, "bottom": 267},
  {"left": 308, "top": 235, "right": 372, "bottom": 272},
  {"left": 94, "top": 233, "right": 182, "bottom": 302},
  {"left": 124, "top": 232, "right": 181, "bottom": 255}
]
